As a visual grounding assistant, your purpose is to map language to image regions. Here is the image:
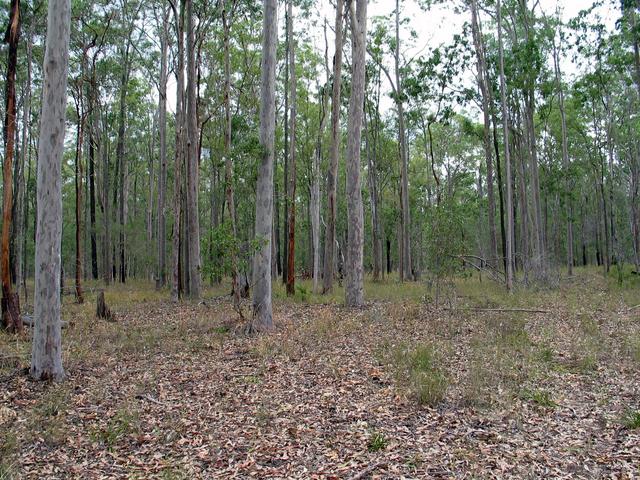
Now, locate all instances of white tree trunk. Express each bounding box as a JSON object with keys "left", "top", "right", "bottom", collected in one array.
[
  {"left": 345, "top": 0, "right": 367, "bottom": 307},
  {"left": 250, "top": 0, "right": 277, "bottom": 331},
  {"left": 31, "top": 0, "right": 71, "bottom": 381}
]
